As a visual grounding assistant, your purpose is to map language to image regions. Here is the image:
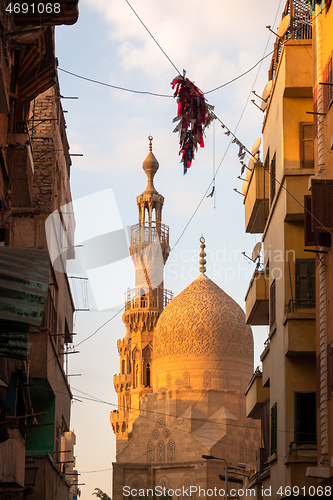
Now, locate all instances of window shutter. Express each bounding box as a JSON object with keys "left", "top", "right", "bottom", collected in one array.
[
  {"left": 300, "top": 123, "right": 314, "bottom": 168},
  {"left": 304, "top": 195, "right": 316, "bottom": 246},
  {"left": 270, "top": 403, "right": 277, "bottom": 454},
  {"left": 311, "top": 179, "right": 333, "bottom": 232},
  {"left": 270, "top": 280, "right": 276, "bottom": 328},
  {"left": 295, "top": 259, "right": 316, "bottom": 307},
  {"left": 270, "top": 154, "right": 276, "bottom": 206}
]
